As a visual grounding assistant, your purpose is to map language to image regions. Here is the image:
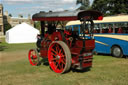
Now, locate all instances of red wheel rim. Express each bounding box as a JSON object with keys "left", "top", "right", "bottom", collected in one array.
[
  {"left": 48, "top": 43, "right": 66, "bottom": 73},
  {"left": 28, "top": 49, "right": 38, "bottom": 66}
]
